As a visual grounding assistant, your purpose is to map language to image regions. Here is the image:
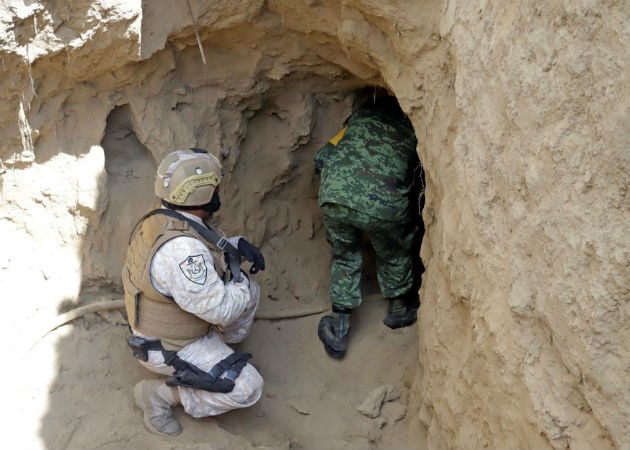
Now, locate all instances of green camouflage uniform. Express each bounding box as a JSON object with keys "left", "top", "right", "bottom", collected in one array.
[{"left": 315, "top": 102, "right": 421, "bottom": 309}]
